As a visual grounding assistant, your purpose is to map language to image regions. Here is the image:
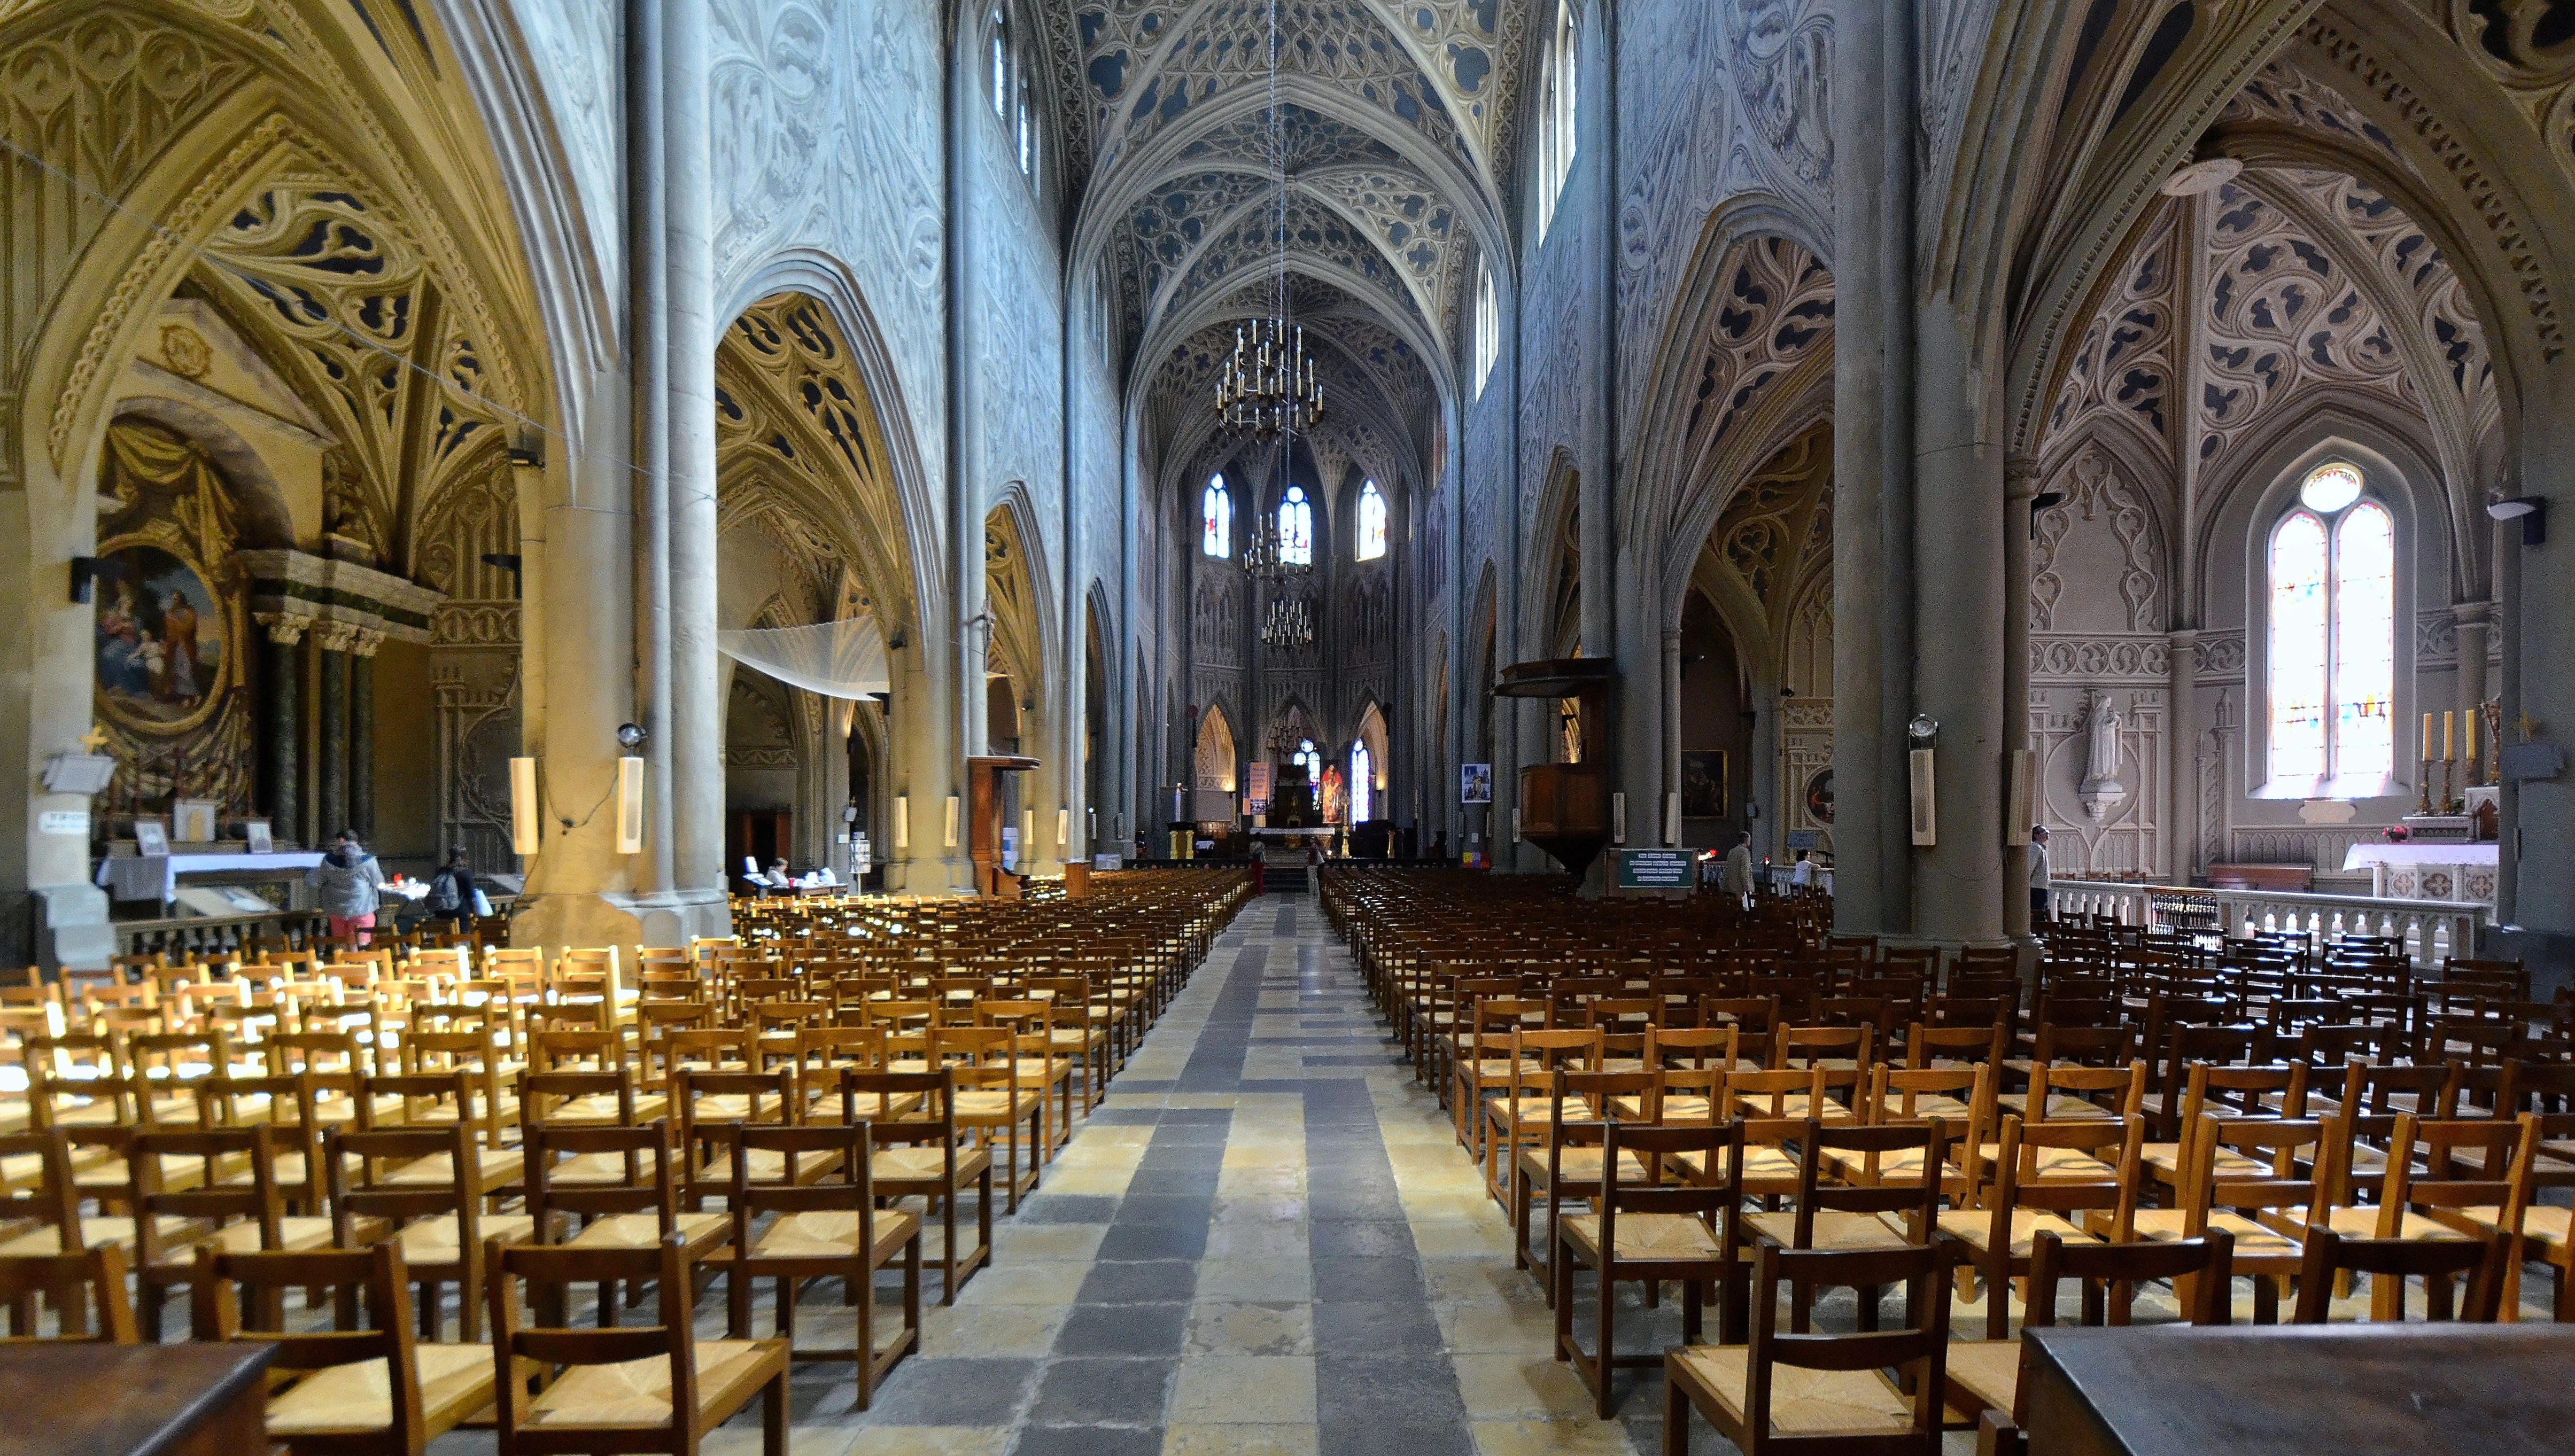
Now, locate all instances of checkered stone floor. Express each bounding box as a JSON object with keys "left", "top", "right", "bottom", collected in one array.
[{"left": 774, "top": 894, "right": 1666, "bottom": 1456}]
